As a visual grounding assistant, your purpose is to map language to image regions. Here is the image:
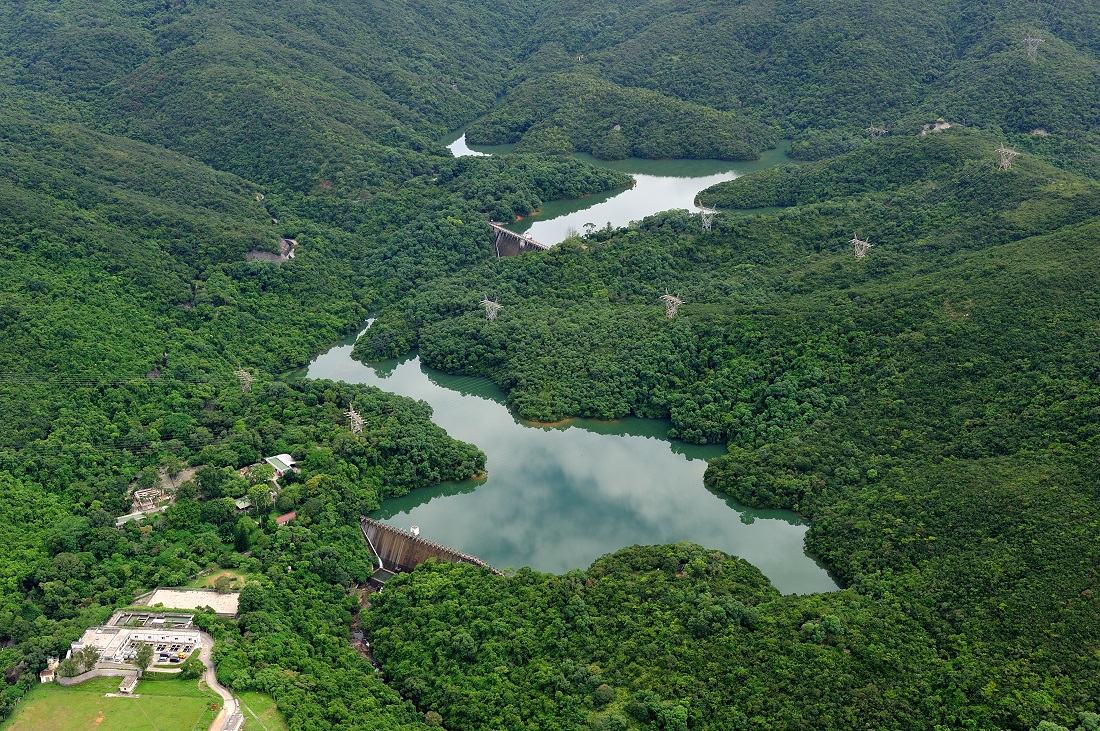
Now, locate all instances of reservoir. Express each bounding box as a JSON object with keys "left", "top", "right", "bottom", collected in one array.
[
  {"left": 445, "top": 132, "right": 792, "bottom": 245},
  {"left": 301, "top": 331, "right": 838, "bottom": 595}
]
